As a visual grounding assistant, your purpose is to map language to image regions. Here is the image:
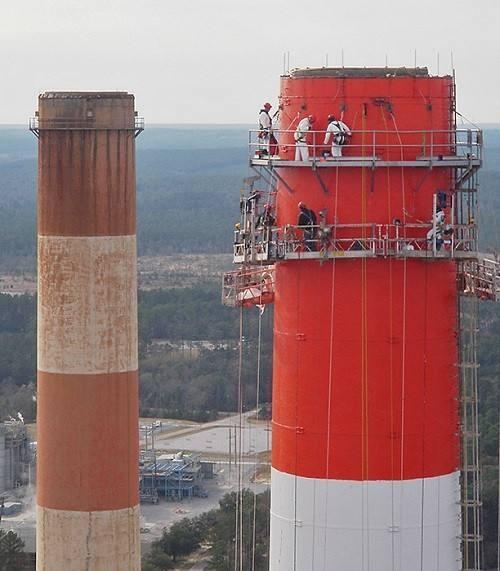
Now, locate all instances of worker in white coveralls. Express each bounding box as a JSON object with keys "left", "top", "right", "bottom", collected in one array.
[
  {"left": 426, "top": 206, "right": 448, "bottom": 250},
  {"left": 324, "top": 114, "right": 352, "bottom": 157},
  {"left": 258, "top": 103, "right": 277, "bottom": 155},
  {"left": 294, "top": 115, "right": 316, "bottom": 161}
]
